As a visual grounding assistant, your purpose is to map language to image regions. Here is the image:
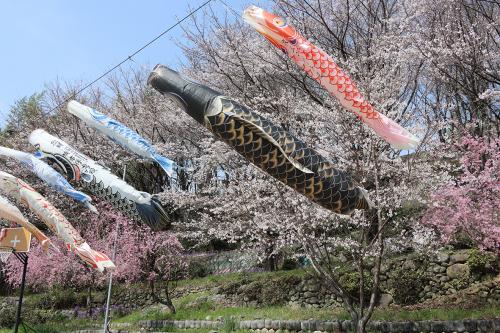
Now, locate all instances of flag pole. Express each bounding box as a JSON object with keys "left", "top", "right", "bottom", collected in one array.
[
  {"left": 13, "top": 253, "right": 28, "bottom": 333},
  {"left": 103, "top": 164, "right": 126, "bottom": 332}
]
